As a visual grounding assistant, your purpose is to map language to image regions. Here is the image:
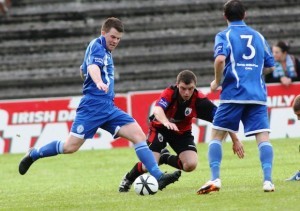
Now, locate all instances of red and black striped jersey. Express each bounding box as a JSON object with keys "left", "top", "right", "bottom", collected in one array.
[{"left": 150, "top": 85, "right": 217, "bottom": 134}]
